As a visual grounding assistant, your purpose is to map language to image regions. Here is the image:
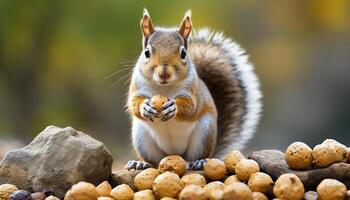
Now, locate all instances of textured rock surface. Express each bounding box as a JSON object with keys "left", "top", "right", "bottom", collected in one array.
[
  {"left": 249, "top": 149, "right": 350, "bottom": 190},
  {"left": 0, "top": 125, "right": 113, "bottom": 198}
]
